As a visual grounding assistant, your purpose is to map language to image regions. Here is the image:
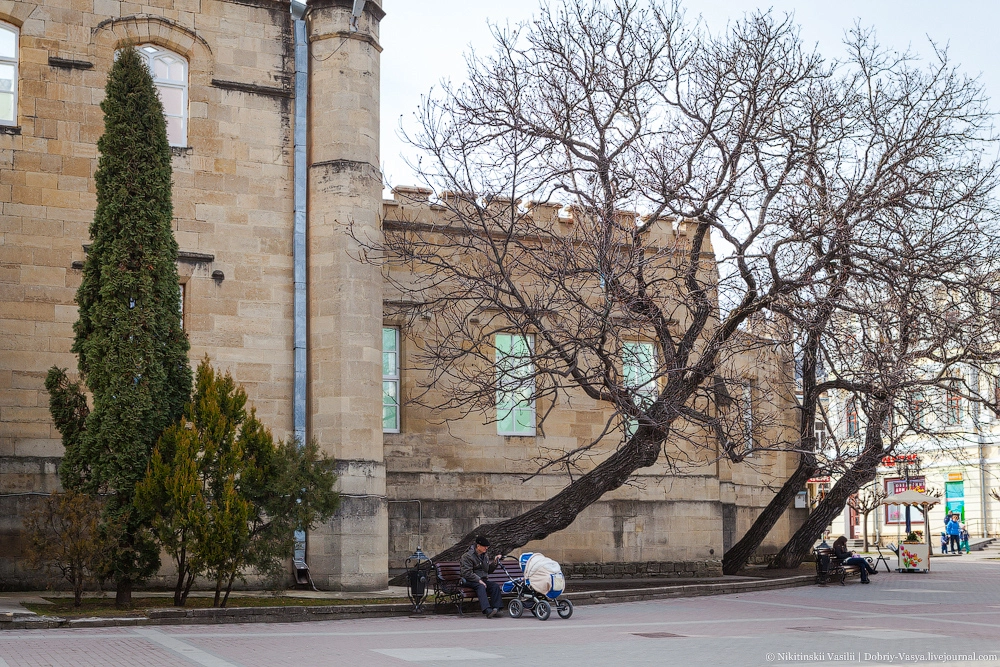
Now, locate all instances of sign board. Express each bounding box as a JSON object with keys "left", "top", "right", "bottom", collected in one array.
[
  {"left": 948, "top": 472, "right": 963, "bottom": 482},
  {"left": 807, "top": 477, "right": 831, "bottom": 483}
]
